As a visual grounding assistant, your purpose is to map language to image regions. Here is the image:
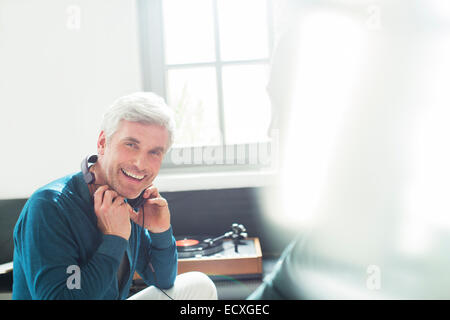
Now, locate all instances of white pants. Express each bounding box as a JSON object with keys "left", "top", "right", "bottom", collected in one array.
[{"left": 127, "top": 271, "right": 218, "bottom": 300}]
